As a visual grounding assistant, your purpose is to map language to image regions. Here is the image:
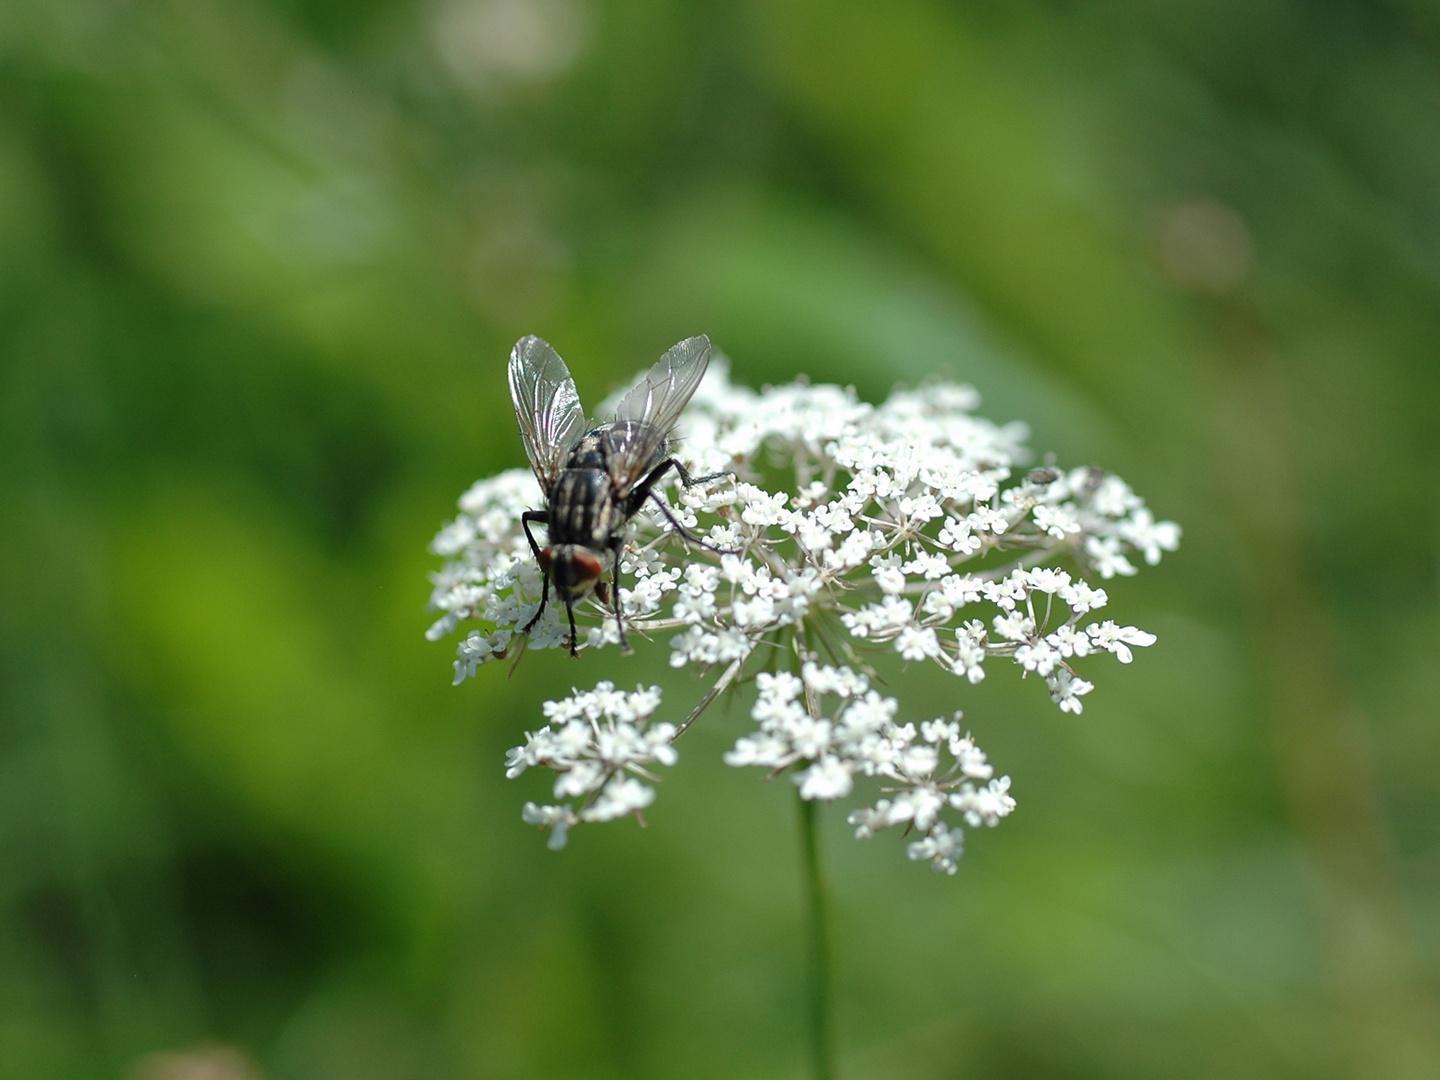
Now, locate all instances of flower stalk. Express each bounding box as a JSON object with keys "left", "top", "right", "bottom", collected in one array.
[{"left": 798, "top": 793, "right": 834, "bottom": 1080}]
